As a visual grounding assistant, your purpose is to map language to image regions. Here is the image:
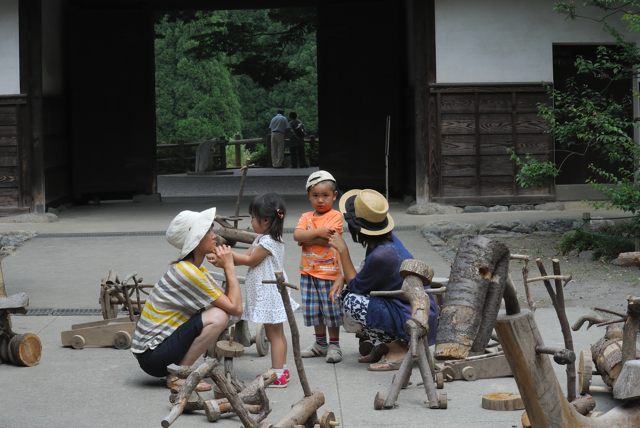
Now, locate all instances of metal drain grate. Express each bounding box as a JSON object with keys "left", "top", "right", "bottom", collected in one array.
[{"left": 25, "top": 308, "right": 103, "bottom": 316}]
